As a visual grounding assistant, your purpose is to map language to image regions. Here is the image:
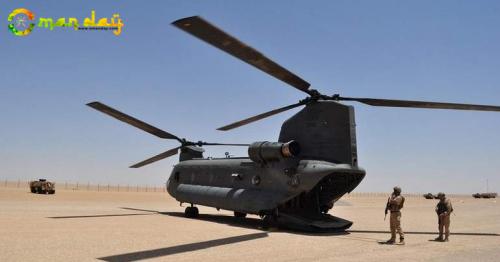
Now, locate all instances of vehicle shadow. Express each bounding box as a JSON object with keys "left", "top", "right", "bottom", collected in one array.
[{"left": 97, "top": 232, "right": 269, "bottom": 262}]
